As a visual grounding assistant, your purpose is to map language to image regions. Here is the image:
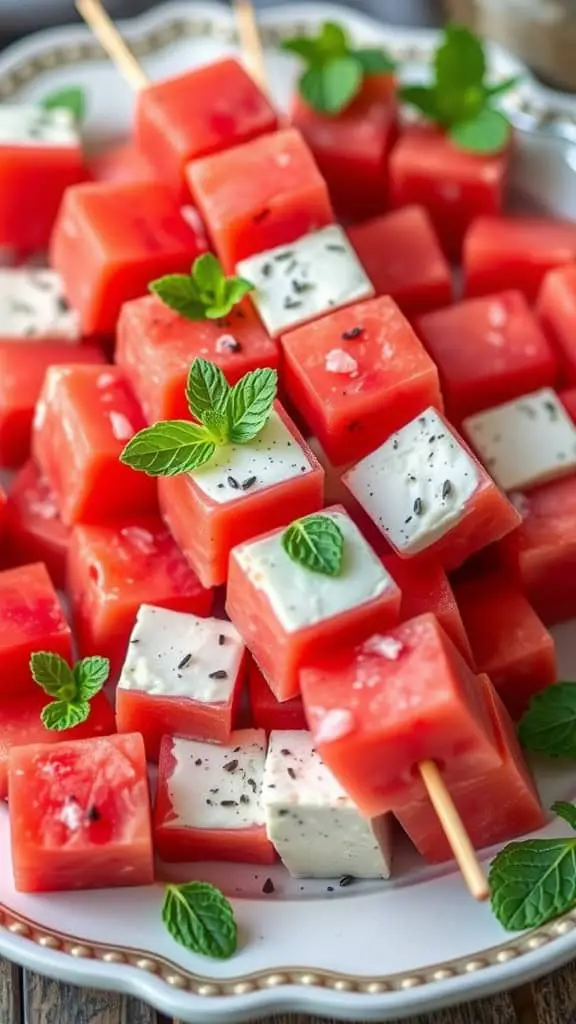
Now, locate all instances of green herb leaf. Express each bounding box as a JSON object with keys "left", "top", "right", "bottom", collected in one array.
[
  {"left": 73, "top": 656, "right": 110, "bottom": 701},
  {"left": 30, "top": 651, "right": 75, "bottom": 700},
  {"left": 151, "top": 255, "right": 253, "bottom": 322},
  {"left": 435, "top": 24, "right": 486, "bottom": 95},
  {"left": 41, "top": 700, "right": 90, "bottom": 732},
  {"left": 281, "top": 36, "right": 321, "bottom": 63},
  {"left": 162, "top": 882, "right": 237, "bottom": 959},
  {"left": 202, "top": 408, "right": 230, "bottom": 446},
  {"left": 352, "top": 48, "right": 396, "bottom": 74},
  {"left": 282, "top": 514, "right": 344, "bottom": 576},
  {"left": 552, "top": 801, "right": 576, "bottom": 831},
  {"left": 228, "top": 367, "right": 277, "bottom": 444},
  {"left": 300, "top": 57, "right": 363, "bottom": 115},
  {"left": 518, "top": 682, "right": 576, "bottom": 758},
  {"left": 317, "top": 21, "right": 349, "bottom": 58},
  {"left": 220, "top": 276, "right": 254, "bottom": 311},
  {"left": 186, "top": 358, "right": 230, "bottom": 422},
  {"left": 41, "top": 86, "right": 86, "bottom": 123},
  {"left": 489, "top": 836, "right": 576, "bottom": 931},
  {"left": 120, "top": 421, "right": 215, "bottom": 476},
  {"left": 192, "top": 252, "right": 222, "bottom": 294},
  {"left": 150, "top": 275, "right": 204, "bottom": 320},
  {"left": 485, "top": 74, "right": 521, "bottom": 98},
  {"left": 398, "top": 84, "right": 440, "bottom": 121},
  {"left": 449, "top": 107, "right": 510, "bottom": 154}
]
